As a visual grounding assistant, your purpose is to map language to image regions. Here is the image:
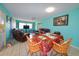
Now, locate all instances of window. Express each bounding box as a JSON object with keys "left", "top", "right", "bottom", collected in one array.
[{"left": 19, "top": 23, "right": 33, "bottom": 29}]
